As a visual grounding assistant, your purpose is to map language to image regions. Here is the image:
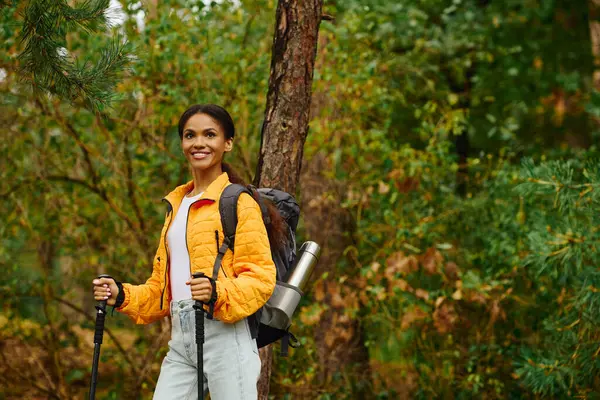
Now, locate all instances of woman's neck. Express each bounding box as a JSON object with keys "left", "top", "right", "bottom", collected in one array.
[{"left": 188, "top": 165, "right": 223, "bottom": 197}]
